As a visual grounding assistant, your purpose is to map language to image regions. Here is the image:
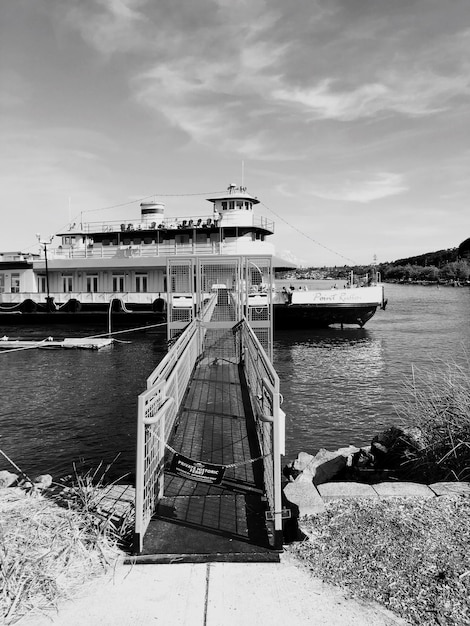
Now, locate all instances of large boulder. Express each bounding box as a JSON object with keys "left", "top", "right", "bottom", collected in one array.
[{"left": 288, "top": 446, "right": 360, "bottom": 485}]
